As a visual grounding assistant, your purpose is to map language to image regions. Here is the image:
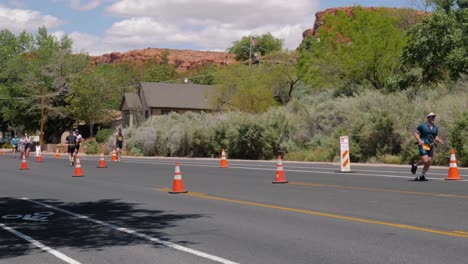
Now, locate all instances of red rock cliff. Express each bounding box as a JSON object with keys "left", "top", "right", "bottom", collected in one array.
[{"left": 90, "top": 48, "right": 237, "bottom": 70}]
